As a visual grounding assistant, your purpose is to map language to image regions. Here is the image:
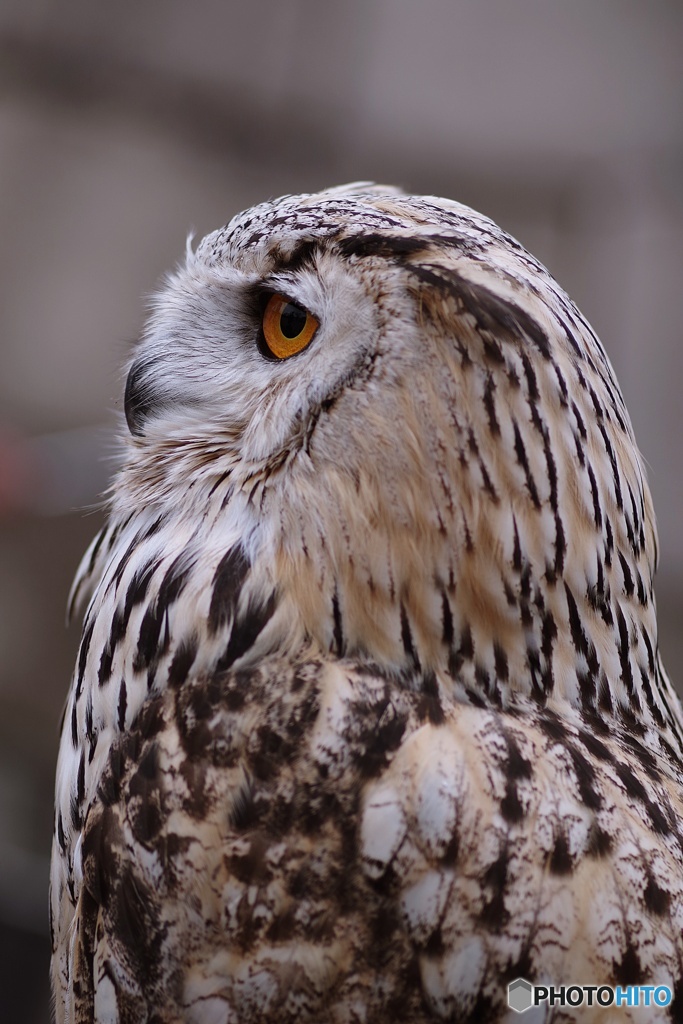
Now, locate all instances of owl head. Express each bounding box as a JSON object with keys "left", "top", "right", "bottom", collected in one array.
[{"left": 111, "top": 183, "right": 670, "bottom": 735}]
